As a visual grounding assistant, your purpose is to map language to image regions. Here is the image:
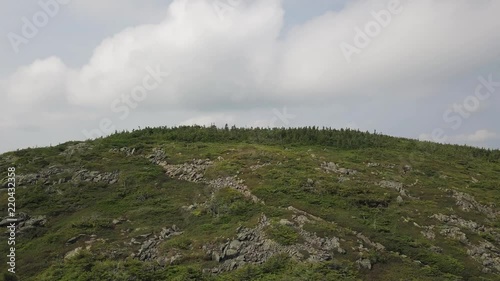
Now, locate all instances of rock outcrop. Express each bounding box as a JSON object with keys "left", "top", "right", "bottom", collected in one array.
[
  {"left": 131, "top": 225, "right": 183, "bottom": 262},
  {"left": 468, "top": 241, "right": 500, "bottom": 273},
  {"left": 321, "top": 162, "right": 357, "bottom": 175},
  {"left": 147, "top": 148, "right": 168, "bottom": 165},
  {"left": 16, "top": 166, "right": 119, "bottom": 186},
  {"left": 205, "top": 214, "right": 346, "bottom": 273},
  {"left": 357, "top": 258, "right": 372, "bottom": 270},
  {"left": 162, "top": 159, "right": 213, "bottom": 183},
  {"left": 109, "top": 147, "right": 136, "bottom": 156},
  {"left": 59, "top": 142, "right": 93, "bottom": 156},
  {"left": 64, "top": 247, "right": 83, "bottom": 260},
  {"left": 72, "top": 169, "right": 119, "bottom": 185},
  {"left": 378, "top": 180, "right": 416, "bottom": 199},
  {"left": 452, "top": 191, "right": 499, "bottom": 219},
  {"left": 0, "top": 213, "right": 47, "bottom": 233},
  {"left": 249, "top": 162, "right": 271, "bottom": 171},
  {"left": 17, "top": 165, "right": 70, "bottom": 186},
  {"left": 155, "top": 157, "right": 262, "bottom": 204},
  {"left": 421, "top": 213, "right": 500, "bottom": 273},
  {"left": 208, "top": 176, "right": 263, "bottom": 204},
  {"left": 431, "top": 213, "right": 496, "bottom": 235}
]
